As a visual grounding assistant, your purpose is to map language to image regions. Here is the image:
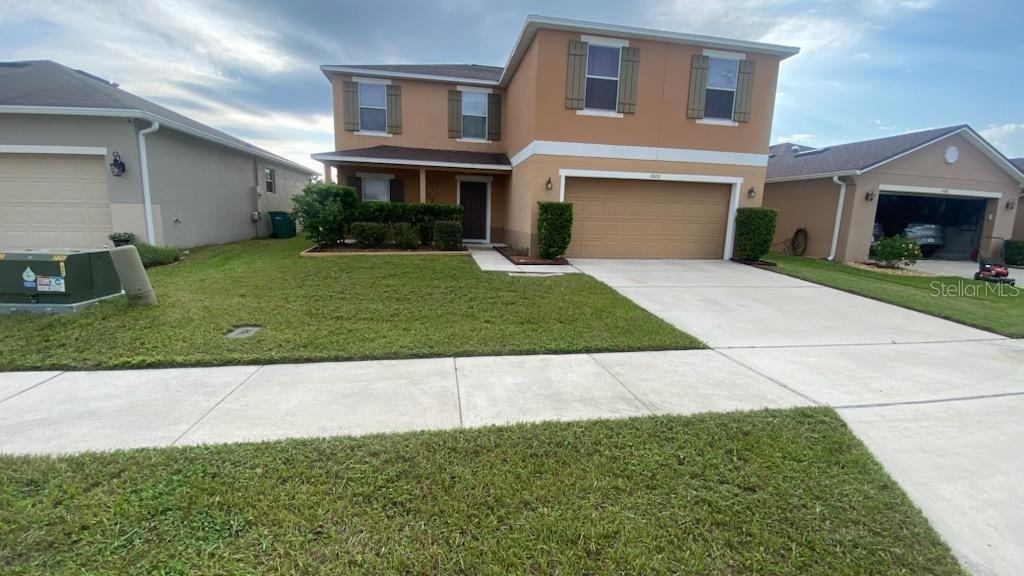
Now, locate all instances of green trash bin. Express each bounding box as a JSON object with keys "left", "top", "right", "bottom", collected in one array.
[{"left": 268, "top": 211, "right": 296, "bottom": 239}]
